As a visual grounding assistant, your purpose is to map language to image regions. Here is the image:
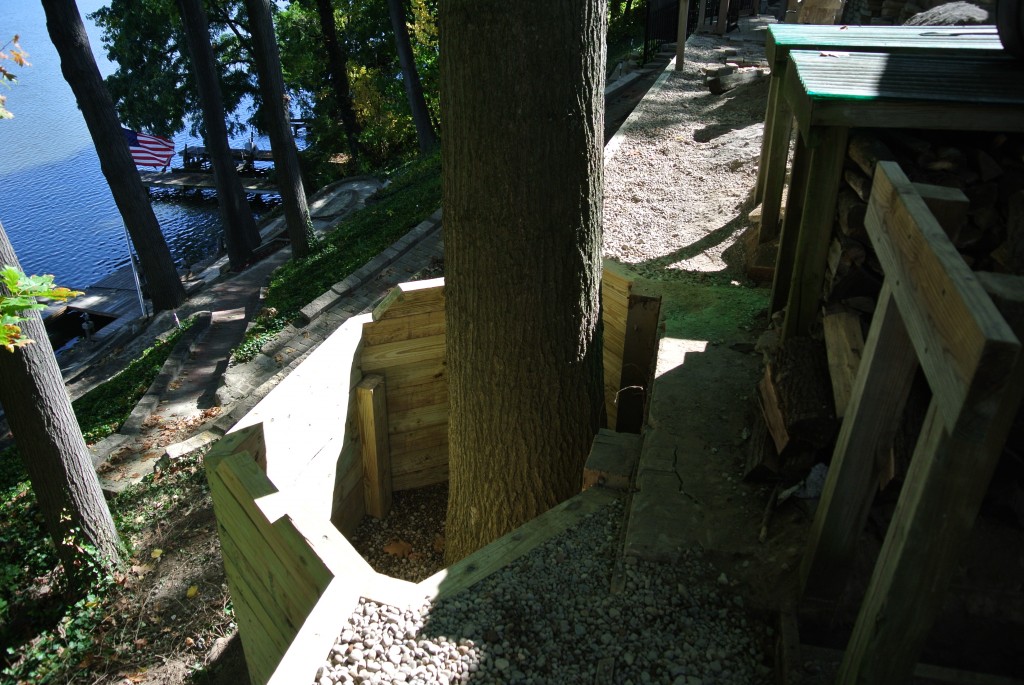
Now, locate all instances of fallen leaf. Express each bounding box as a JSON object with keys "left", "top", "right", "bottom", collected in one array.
[
  {"left": 150, "top": 548, "right": 163, "bottom": 559},
  {"left": 184, "top": 636, "right": 195, "bottom": 647},
  {"left": 186, "top": 585, "right": 198, "bottom": 599},
  {"left": 383, "top": 539, "right": 413, "bottom": 558},
  {"left": 134, "top": 638, "right": 148, "bottom": 648},
  {"left": 433, "top": 534, "right": 445, "bottom": 553}
]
